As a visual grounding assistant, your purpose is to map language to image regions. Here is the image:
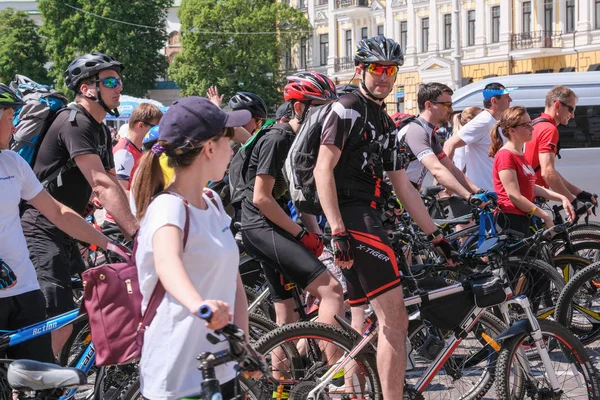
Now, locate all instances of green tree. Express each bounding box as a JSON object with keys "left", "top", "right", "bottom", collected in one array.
[
  {"left": 170, "top": 0, "right": 310, "bottom": 108},
  {"left": 0, "top": 8, "right": 48, "bottom": 84},
  {"left": 39, "top": 0, "right": 171, "bottom": 97}
]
